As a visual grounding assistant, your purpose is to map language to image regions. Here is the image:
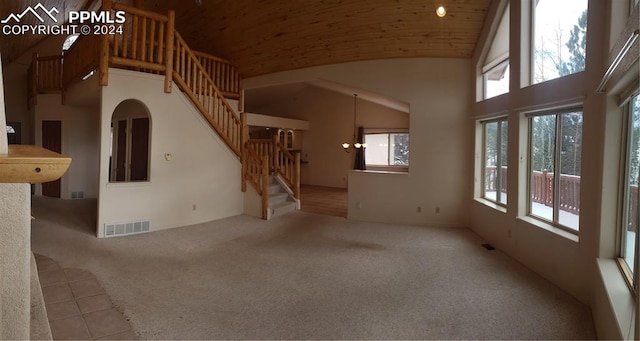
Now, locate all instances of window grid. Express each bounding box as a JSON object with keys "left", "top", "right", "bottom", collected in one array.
[
  {"left": 481, "top": 118, "right": 508, "bottom": 206},
  {"left": 528, "top": 110, "right": 582, "bottom": 233}
]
